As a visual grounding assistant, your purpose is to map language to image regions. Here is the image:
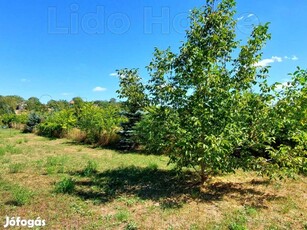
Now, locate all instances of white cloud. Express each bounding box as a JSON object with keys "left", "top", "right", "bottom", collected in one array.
[
  {"left": 291, "top": 55, "right": 298, "bottom": 61},
  {"left": 255, "top": 59, "right": 274, "bottom": 67},
  {"left": 110, "top": 73, "right": 118, "bottom": 77},
  {"left": 93, "top": 87, "right": 107, "bottom": 92},
  {"left": 284, "top": 55, "right": 298, "bottom": 61},
  {"left": 247, "top": 13, "right": 254, "bottom": 18},
  {"left": 272, "top": 56, "right": 282, "bottom": 62},
  {"left": 275, "top": 81, "right": 290, "bottom": 91},
  {"left": 254, "top": 56, "right": 283, "bottom": 67}
]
